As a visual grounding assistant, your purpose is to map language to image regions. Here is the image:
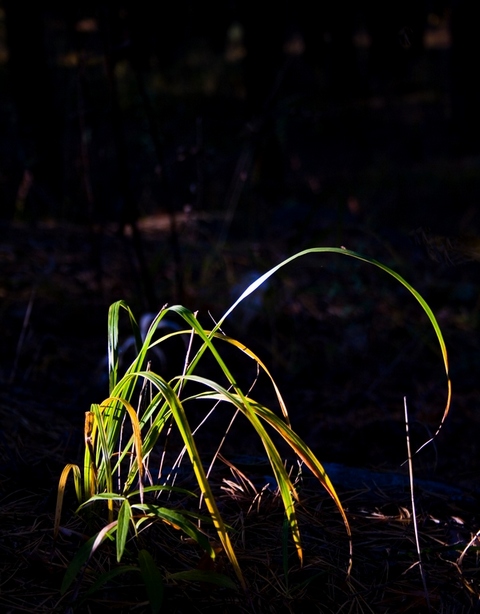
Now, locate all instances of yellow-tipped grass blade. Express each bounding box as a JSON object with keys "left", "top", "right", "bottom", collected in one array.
[
  {"left": 83, "top": 411, "right": 96, "bottom": 500},
  {"left": 99, "top": 397, "right": 145, "bottom": 501},
  {"left": 148, "top": 328, "right": 291, "bottom": 425},
  {"left": 178, "top": 376, "right": 305, "bottom": 564},
  {"left": 204, "top": 331, "right": 291, "bottom": 425},
  {"left": 103, "top": 396, "right": 144, "bottom": 484},
  {"left": 248, "top": 398, "right": 353, "bottom": 571},
  {"left": 107, "top": 370, "right": 246, "bottom": 590},
  {"left": 54, "top": 463, "right": 82, "bottom": 539}
]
